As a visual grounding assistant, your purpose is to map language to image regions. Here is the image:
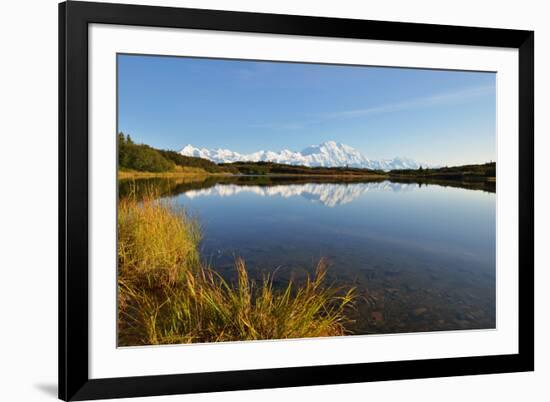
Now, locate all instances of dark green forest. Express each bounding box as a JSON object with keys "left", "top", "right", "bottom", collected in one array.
[
  {"left": 390, "top": 162, "right": 496, "bottom": 180},
  {"left": 220, "top": 161, "right": 385, "bottom": 176},
  {"left": 117, "top": 133, "right": 233, "bottom": 173}
]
